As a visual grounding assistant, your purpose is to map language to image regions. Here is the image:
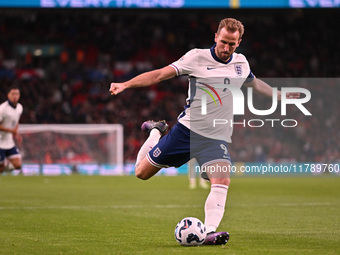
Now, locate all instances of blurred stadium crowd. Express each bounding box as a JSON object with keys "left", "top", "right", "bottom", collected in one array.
[{"left": 0, "top": 8, "right": 339, "bottom": 164}]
